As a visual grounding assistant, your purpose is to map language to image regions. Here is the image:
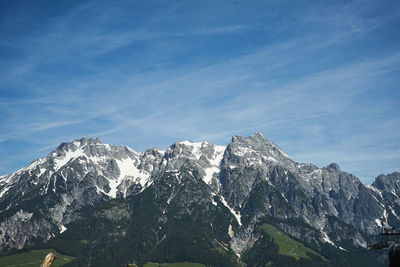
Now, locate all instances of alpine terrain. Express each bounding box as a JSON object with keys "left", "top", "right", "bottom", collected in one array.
[{"left": 0, "top": 133, "right": 397, "bottom": 266}]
